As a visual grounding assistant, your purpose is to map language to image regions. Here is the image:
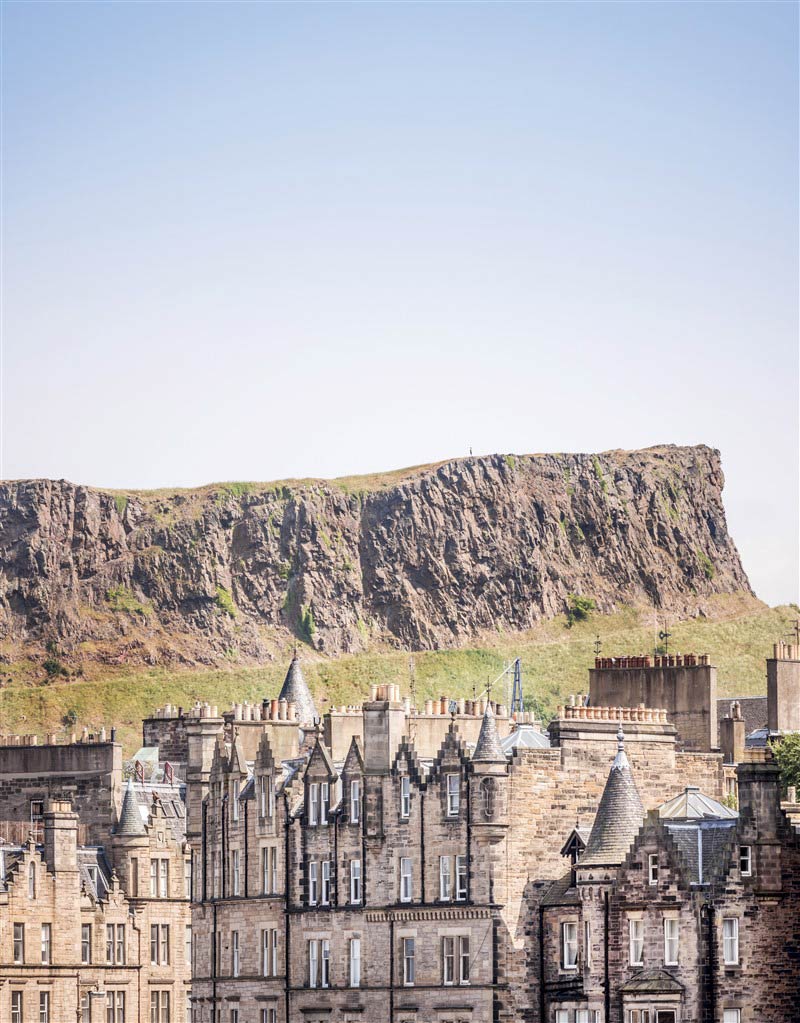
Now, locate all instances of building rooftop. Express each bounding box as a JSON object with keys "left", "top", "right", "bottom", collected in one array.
[{"left": 579, "top": 727, "right": 645, "bottom": 868}]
